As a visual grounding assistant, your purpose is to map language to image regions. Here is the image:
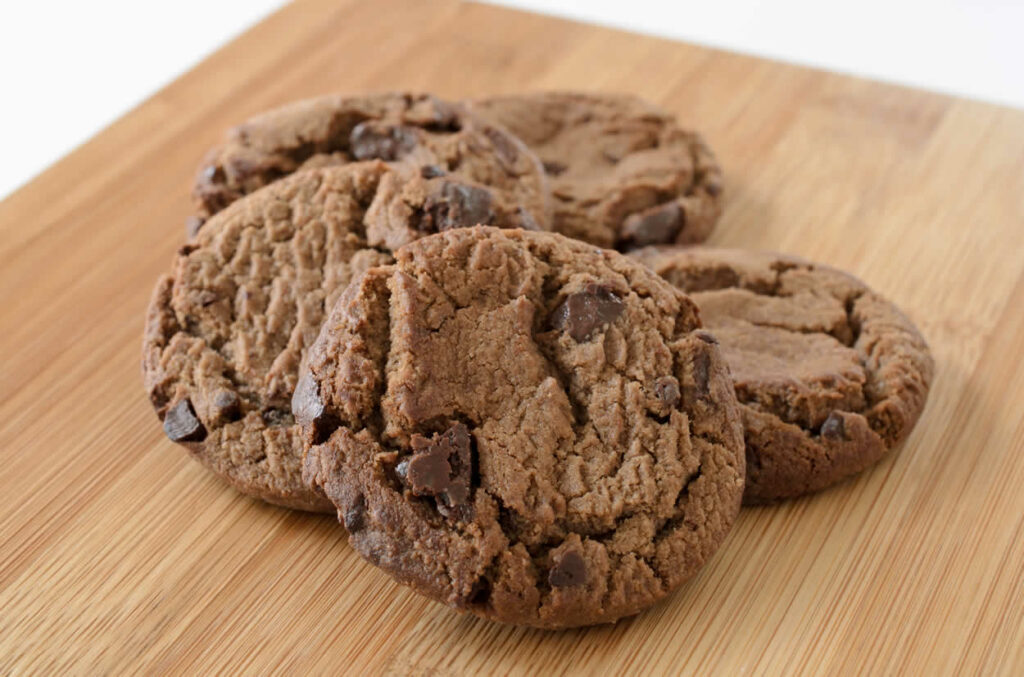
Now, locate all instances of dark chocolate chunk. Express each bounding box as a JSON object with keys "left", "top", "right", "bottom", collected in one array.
[
  {"left": 201, "top": 164, "right": 225, "bottom": 182},
  {"left": 291, "top": 373, "right": 324, "bottom": 426},
  {"left": 211, "top": 388, "right": 240, "bottom": 422},
  {"left": 692, "top": 351, "right": 710, "bottom": 399},
  {"left": 620, "top": 202, "right": 683, "bottom": 247},
  {"left": 397, "top": 423, "right": 473, "bottom": 516},
  {"left": 421, "top": 182, "right": 495, "bottom": 232},
  {"left": 704, "top": 177, "right": 723, "bottom": 197},
  {"left": 483, "top": 126, "right": 518, "bottom": 166},
  {"left": 542, "top": 160, "right": 567, "bottom": 176},
  {"left": 548, "top": 549, "right": 587, "bottom": 587},
  {"left": 292, "top": 372, "right": 336, "bottom": 443},
  {"left": 653, "top": 376, "right": 681, "bottom": 410},
  {"left": 163, "top": 398, "right": 206, "bottom": 442},
  {"left": 682, "top": 351, "right": 712, "bottom": 406},
  {"left": 397, "top": 446, "right": 450, "bottom": 495},
  {"left": 420, "top": 164, "right": 446, "bottom": 179},
  {"left": 821, "top": 412, "right": 847, "bottom": 440},
  {"left": 349, "top": 122, "right": 418, "bottom": 161},
  {"left": 343, "top": 494, "right": 367, "bottom": 532},
  {"left": 550, "top": 283, "right": 625, "bottom": 342}
]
